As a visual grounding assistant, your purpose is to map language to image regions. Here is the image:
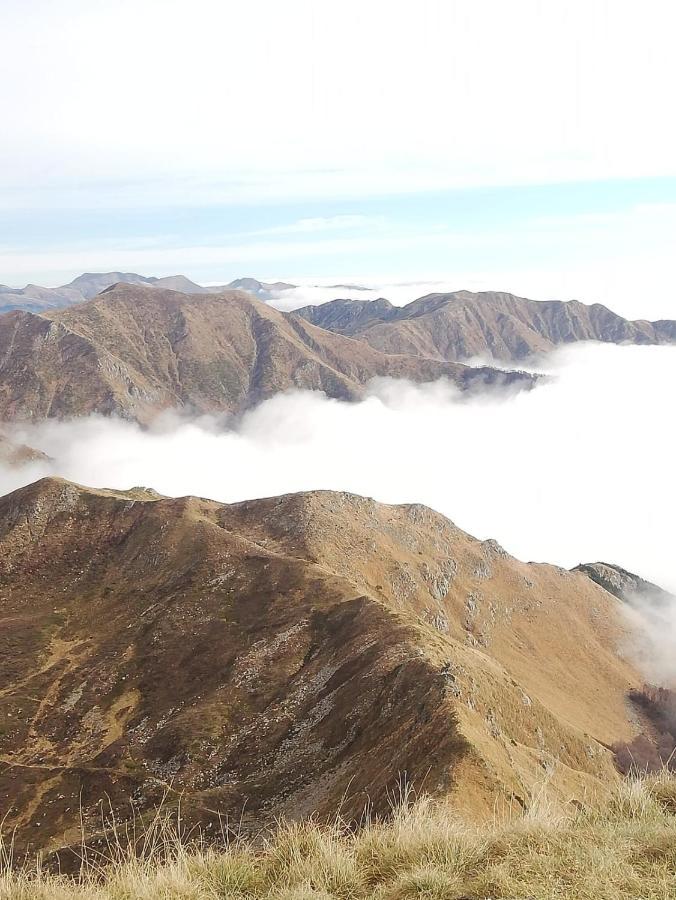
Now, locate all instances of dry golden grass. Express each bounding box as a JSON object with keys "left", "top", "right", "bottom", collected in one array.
[{"left": 4, "top": 774, "right": 676, "bottom": 899}]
